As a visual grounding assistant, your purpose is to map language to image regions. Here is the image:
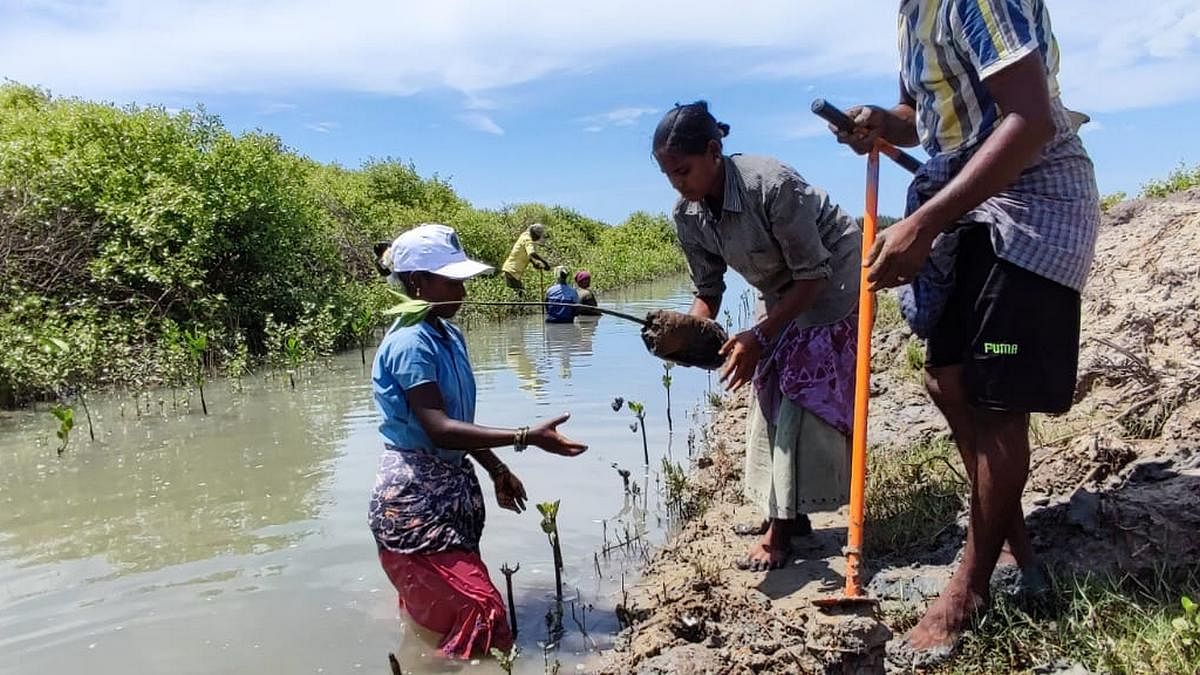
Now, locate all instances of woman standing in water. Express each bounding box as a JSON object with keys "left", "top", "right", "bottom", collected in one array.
[
  {"left": 370, "top": 224, "right": 587, "bottom": 658},
  {"left": 653, "top": 101, "right": 861, "bottom": 571}
]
